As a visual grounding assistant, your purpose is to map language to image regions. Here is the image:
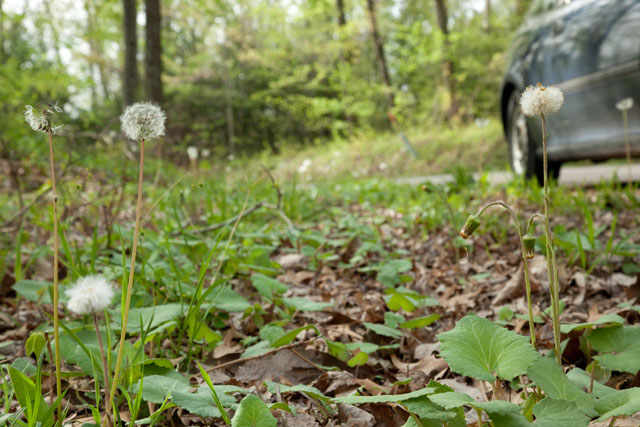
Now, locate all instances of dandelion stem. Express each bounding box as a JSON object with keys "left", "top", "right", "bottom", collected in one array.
[
  {"left": 47, "top": 127, "right": 62, "bottom": 426},
  {"left": 109, "top": 138, "right": 145, "bottom": 406},
  {"left": 622, "top": 109, "right": 632, "bottom": 183},
  {"left": 541, "top": 114, "right": 562, "bottom": 364},
  {"left": 93, "top": 313, "right": 111, "bottom": 426}
]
